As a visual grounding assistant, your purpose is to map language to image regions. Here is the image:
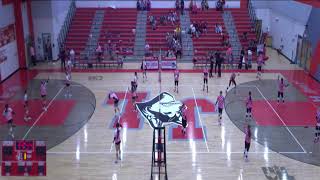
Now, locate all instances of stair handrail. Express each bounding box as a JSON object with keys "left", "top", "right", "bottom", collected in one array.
[
  {"left": 247, "top": 0, "right": 261, "bottom": 41},
  {"left": 57, "top": 0, "right": 76, "bottom": 49}
]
